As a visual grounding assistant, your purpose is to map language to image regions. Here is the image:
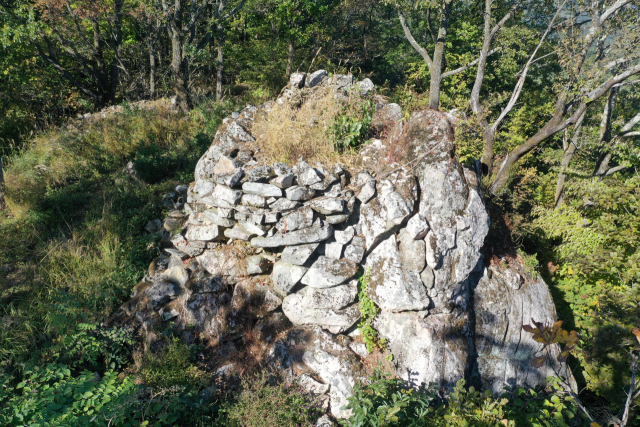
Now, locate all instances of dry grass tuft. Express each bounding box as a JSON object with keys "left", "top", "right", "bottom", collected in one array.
[{"left": 252, "top": 87, "right": 363, "bottom": 166}]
